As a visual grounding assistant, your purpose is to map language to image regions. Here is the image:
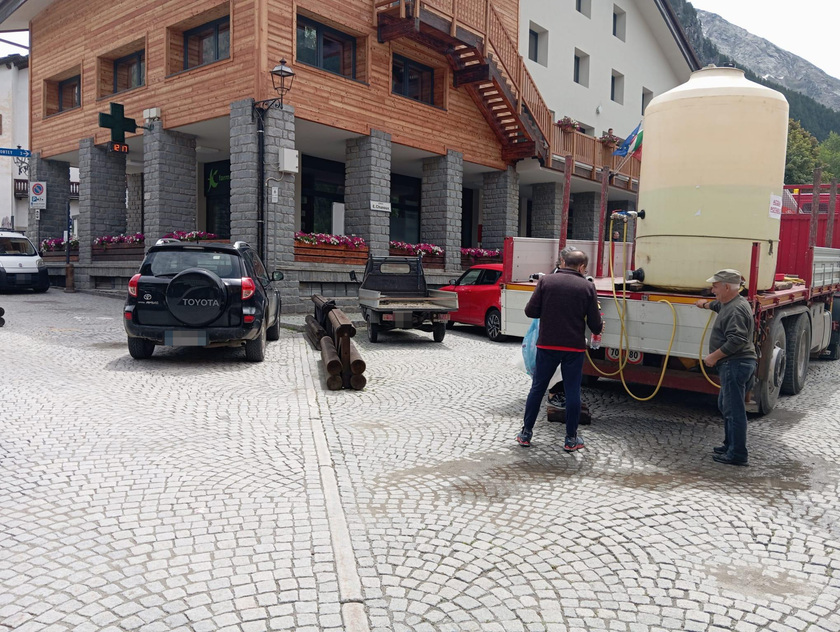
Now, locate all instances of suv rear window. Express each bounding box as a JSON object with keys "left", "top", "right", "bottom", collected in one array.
[
  {"left": 0, "top": 236, "right": 37, "bottom": 256},
  {"left": 146, "top": 250, "right": 241, "bottom": 277}
]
